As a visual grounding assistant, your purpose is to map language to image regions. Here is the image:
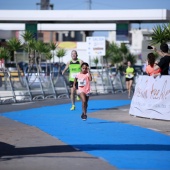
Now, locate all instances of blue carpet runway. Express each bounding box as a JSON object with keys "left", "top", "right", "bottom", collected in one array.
[{"left": 2, "top": 100, "right": 170, "bottom": 169}]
